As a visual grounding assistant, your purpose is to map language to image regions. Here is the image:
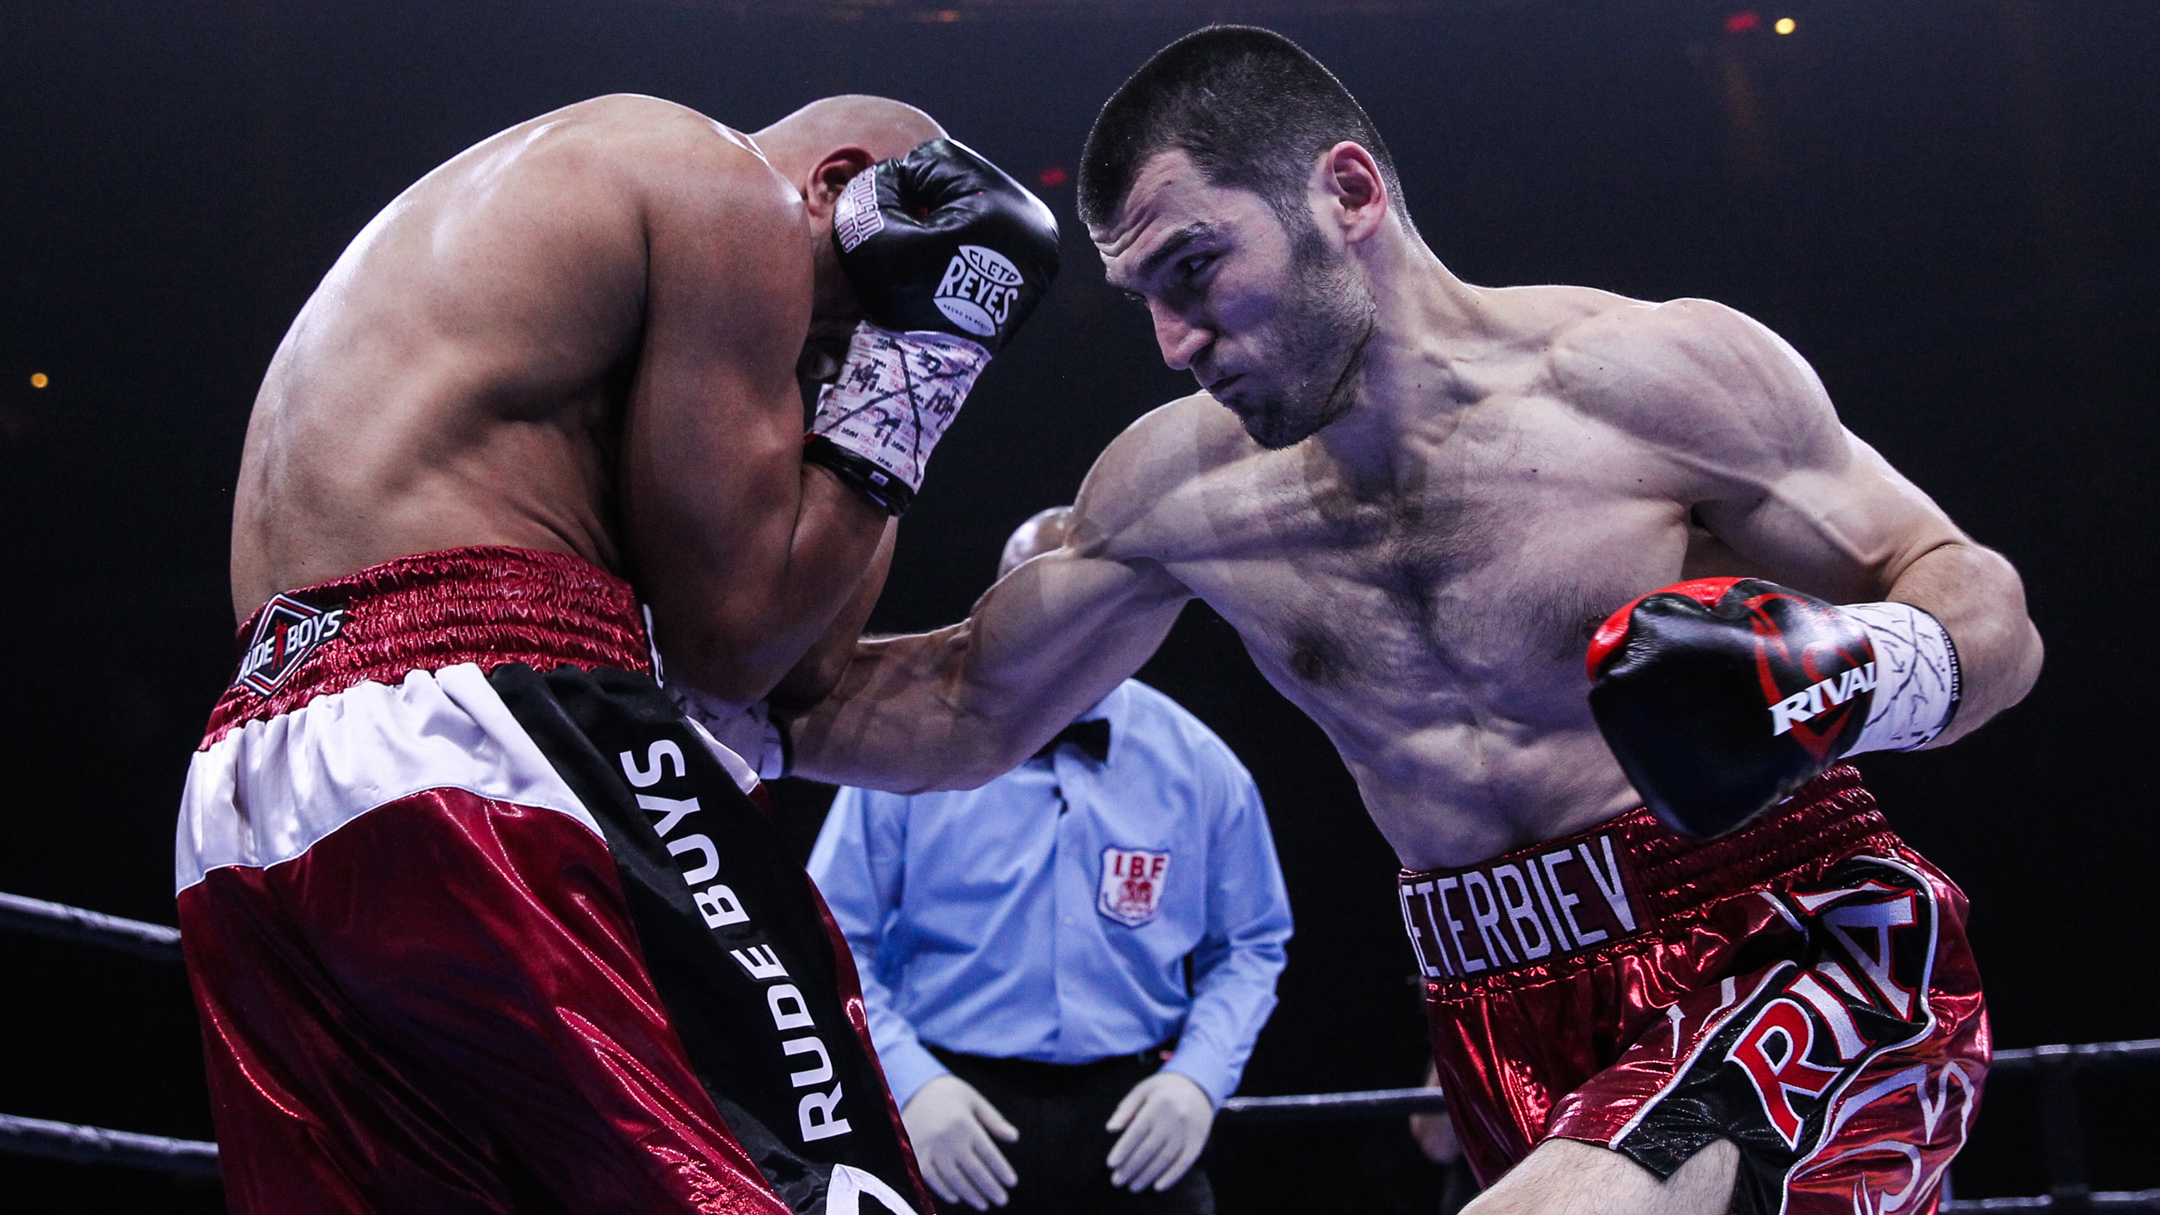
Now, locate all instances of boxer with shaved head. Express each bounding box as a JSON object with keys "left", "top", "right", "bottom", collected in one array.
[
  {"left": 784, "top": 29, "right": 2037, "bottom": 1215},
  {"left": 181, "top": 93, "right": 1057, "bottom": 1214}
]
